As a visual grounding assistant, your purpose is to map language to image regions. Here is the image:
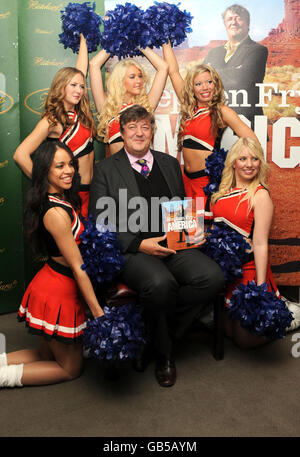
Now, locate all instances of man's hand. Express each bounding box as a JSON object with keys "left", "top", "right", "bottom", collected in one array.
[
  {"left": 188, "top": 227, "right": 206, "bottom": 247},
  {"left": 139, "top": 235, "right": 176, "bottom": 258}
]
